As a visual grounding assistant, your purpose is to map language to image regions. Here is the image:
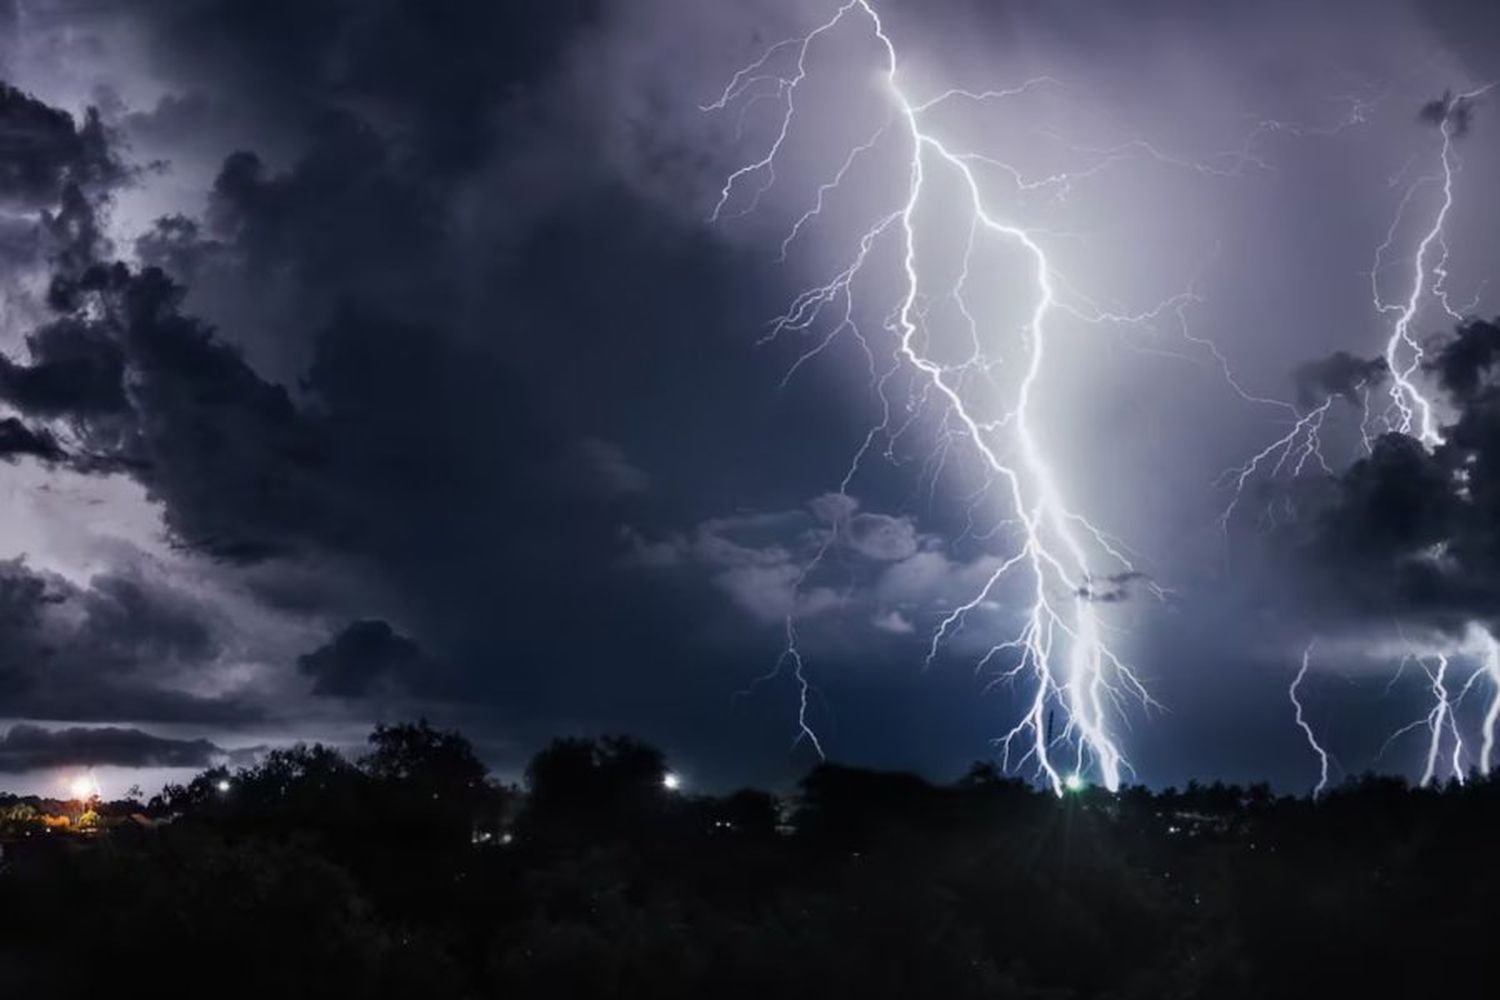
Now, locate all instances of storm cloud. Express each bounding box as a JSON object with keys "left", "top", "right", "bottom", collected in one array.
[
  {"left": 0, "top": 723, "right": 236, "bottom": 771},
  {"left": 1293, "top": 319, "right": 1500, "bottom": 632},
  {"left": 299, "top": 620, "right": 433, "bottom": 698}
]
